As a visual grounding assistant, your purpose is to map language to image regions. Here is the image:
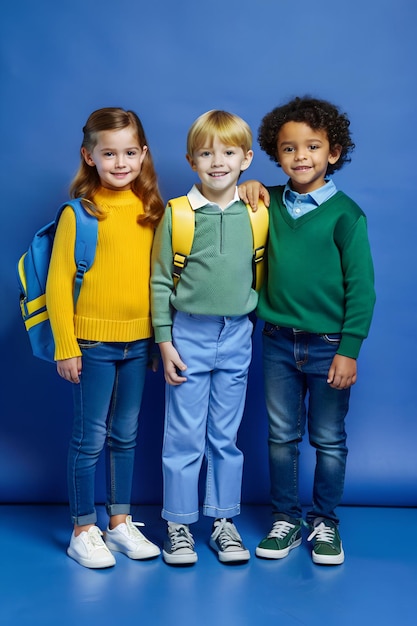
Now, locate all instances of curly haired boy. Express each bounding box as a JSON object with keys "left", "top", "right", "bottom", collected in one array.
[{"left": 240, "top": 96, "right": 375, "bottom": 565}]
